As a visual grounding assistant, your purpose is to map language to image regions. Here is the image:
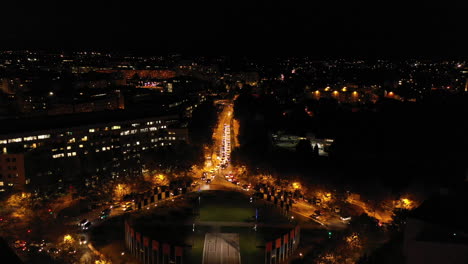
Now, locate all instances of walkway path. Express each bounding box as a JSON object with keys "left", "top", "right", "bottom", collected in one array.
[{"left": 203, "top": 233, "right": 240, "bottom": 264}]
